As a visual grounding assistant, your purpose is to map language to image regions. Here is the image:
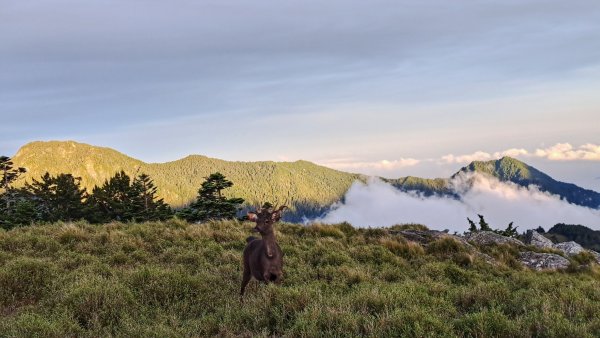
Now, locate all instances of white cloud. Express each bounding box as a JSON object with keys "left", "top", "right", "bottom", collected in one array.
[
  {"left": 493, "top": 148, "right": 529, "bottom": 158},
  {"left": 317, "top": 174, "right": 600, "bottom": 232},
  {"left": 441, "top": 143, "right": 600, "bottom": 164},
  {"left": 534, "top": 143, "right": 600, "bottom": 161},
  {"left": 441, "top": 151, "right": 493, "bottom": 164}
]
